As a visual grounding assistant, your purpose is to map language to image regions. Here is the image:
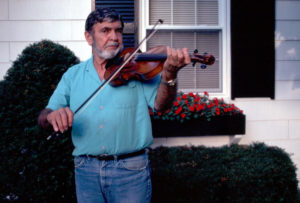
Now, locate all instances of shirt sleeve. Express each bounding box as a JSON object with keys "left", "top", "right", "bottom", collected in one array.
[
  {"left": 46, "top": 71, "right": 71, "bottom": 110},
  {"left": 141, "top": 75, "right": 161, "bottom": 109}
]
